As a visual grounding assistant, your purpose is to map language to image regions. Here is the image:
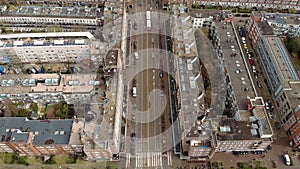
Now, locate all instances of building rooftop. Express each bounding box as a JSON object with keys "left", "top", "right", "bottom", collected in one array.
[
  {"left": 1, "top": 6, "right": 100, "bottom": 18},
  {"left": 218, "top": 97, "right": 273, "bottom": 140},
  {"left": 264, "top": 13, "right": 300, "bottom": 25},
  {"left": 0, "top": 32, "right": 95, "bottom": 40},
  {"left": 174, "top": 12, "right": 197, "bottom": 57},
  {"left": 256, "top": 20, "right": 274, "bottom": 35},
  {"left": 252, "top": 11, "right": 262, "bottom": 18},
  {"left": 264, "top": 36, "right": 299, "bottom": 81},
  {"left": 217, "top": 118, "right": 256, "bottom": 140},
  {"left": 177, "top": 56, "right": 206, "bottom": 136},
  {"left": 249, "top": 97, "right": 273, "bottom": 138},
  {"left": 0, "top": 117, "right": 73, "bottom": 145},
  {"left": 0, "top": 32, "right": 95, "bottom": 48},
  {"left": 0, "top": 73, "right": 98, "bottom": 94},
  {"left": 189, "top": 9, "right": 221, "bottom": 18}
]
